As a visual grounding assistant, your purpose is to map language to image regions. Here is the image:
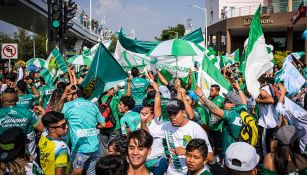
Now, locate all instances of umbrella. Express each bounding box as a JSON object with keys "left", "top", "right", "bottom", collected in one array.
[
  {"left": 26, "top": 58, "right": 46, "bottom": 68},
  {"left": 147, "top": 39, "right": 203, "bottom": 77},
  {"left": 147, "top": 39, "right": 203, "bottom": 57},
  {"left": 66, "top": 55, "right": 92, "bottom": 66}
]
